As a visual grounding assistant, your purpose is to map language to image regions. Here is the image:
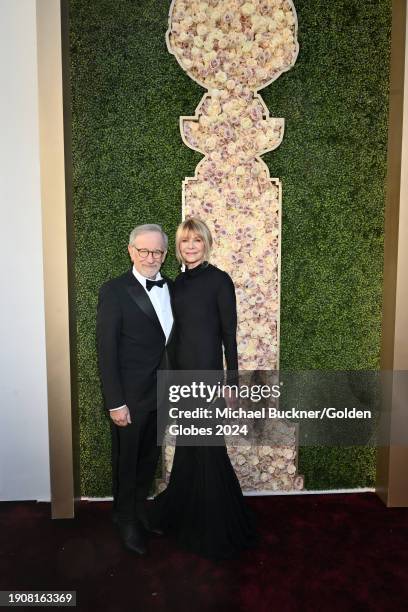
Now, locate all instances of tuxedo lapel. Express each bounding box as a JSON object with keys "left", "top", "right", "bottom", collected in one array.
[
  {"left": 125, "top": 271, "right": 165, "bottom": 339},
  {"left": 163, "top": 275, "right": 176, "bottom": 346}
]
